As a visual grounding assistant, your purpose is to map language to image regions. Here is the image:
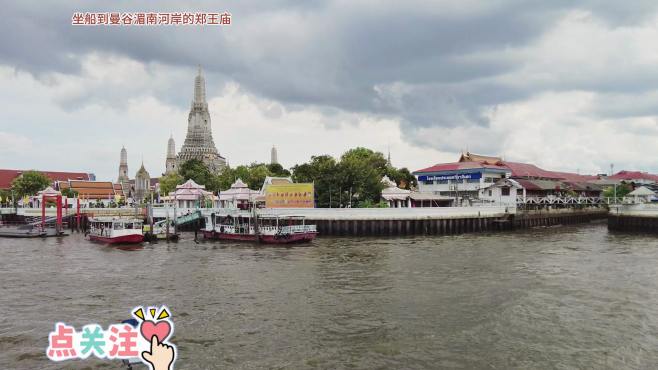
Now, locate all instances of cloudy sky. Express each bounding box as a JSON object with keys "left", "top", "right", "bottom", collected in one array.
[{"left": 2, "top": 0, "right": 658, "bottom": 181}]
